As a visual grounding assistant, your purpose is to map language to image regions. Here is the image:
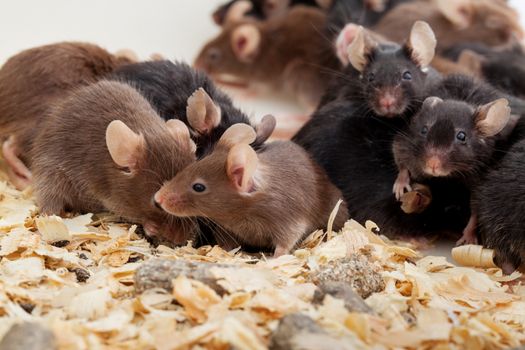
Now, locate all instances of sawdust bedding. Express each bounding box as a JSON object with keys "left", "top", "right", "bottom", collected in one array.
[{"left": 0, "top": 165, "right": 524, "bottom": 350}]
